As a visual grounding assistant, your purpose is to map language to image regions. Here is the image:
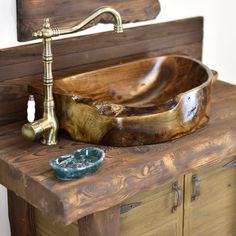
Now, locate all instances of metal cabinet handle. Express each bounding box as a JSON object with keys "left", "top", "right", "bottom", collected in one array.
[
  {"left": 172, "top": 182, "right": 183, "bottom": 213},
  {"left": 120, "top": 202, "right": 142, "bottom": 214},
  {"left": 192, "top": 174, "right": 201, "bottom": 201}
]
